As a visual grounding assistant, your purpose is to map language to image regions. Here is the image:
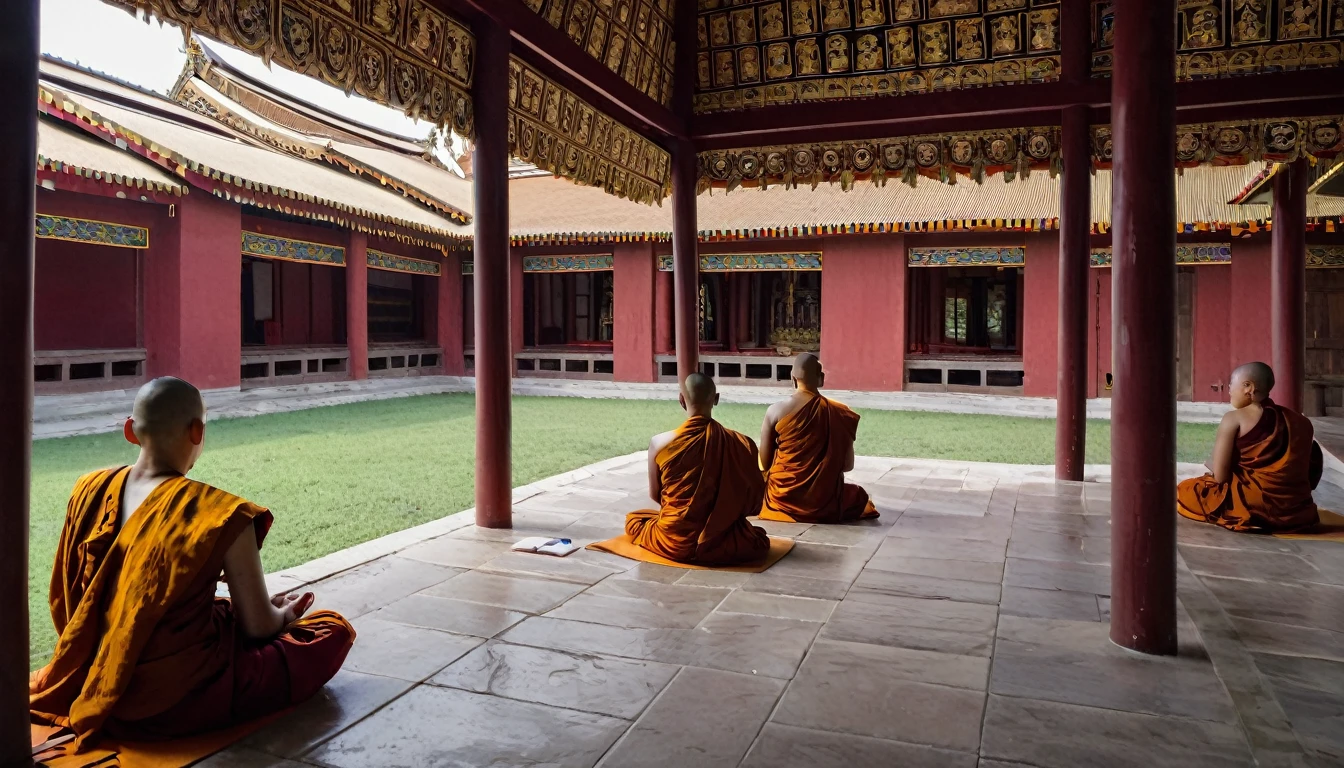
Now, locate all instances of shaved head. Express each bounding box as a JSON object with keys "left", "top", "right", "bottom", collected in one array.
[
  {"left": 132, "top": 377, "right": 205, "bottom": 440},
  {"left": 792, "top": 353, "right": 823, "bottom": 389},
  {"left": 1232, "top": 362, "right": 1275, "bottom": 395},
  {"left": 682, "top": 372, "right": 717, "bottom": 408}
]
